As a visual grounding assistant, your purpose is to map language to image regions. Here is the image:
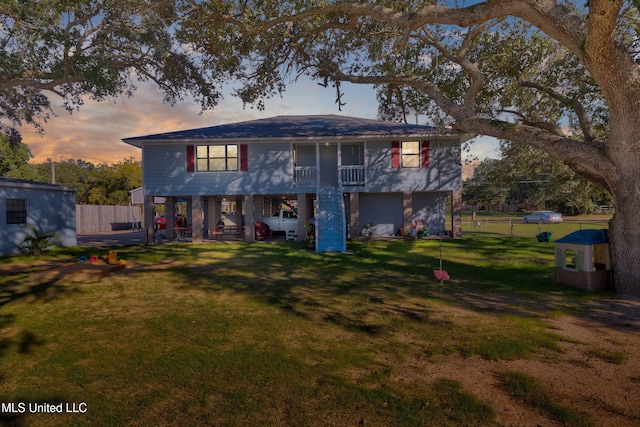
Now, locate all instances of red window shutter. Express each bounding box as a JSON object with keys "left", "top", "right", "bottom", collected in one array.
[
  {"left": 391, "top": 141, "right": 400, "bottom": 168},
  {"left": 421, "top": 141, "right": 431, "bottom": 168},
  {"left": 240, "top": 144, "right": 248, "bottom": 171},
  {"left": 186, "top": 145, "right": 195, "bottom": 172}
]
